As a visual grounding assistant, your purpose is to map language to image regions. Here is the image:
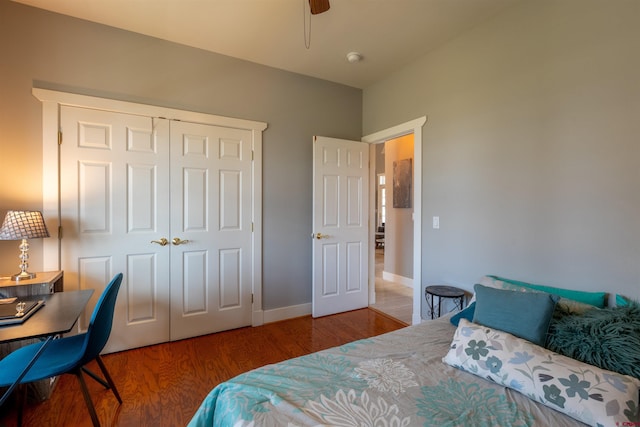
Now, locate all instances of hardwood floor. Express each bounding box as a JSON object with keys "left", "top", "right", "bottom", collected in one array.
[{"left": 0, "top": 308, "right": 405, "bottom": 427}]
